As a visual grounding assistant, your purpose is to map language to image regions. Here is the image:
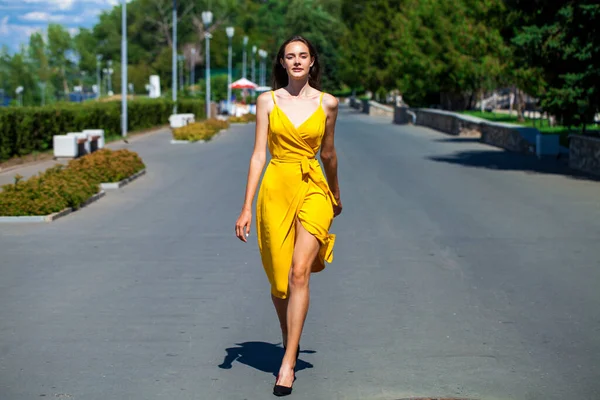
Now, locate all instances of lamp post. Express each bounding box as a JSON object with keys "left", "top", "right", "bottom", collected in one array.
[
  {"left": 202, "top": 10, "right": 213, "bottom": 119},
  {"left": 96, "top": 54, "right": 102, "bottom": 100},
  {"left": 38, "top": 82, "right": 46, "bottom": 106},
  {"left": 242, "top": 36, "right": 248, "bottom": 79},
  {"left": 251, "top": 45, "right": 256, "bottom": 84},
  {"left": 226, "top": 26, "right": 234, "bottom": 116},
  {"left": 172, "top": 0, "right": 177, "bottom": 114},
  {"left": 258, "top": 49, "right": 266, "bottom": 87},
  {"left": 178, "top": 54, "right": 185, "bottom": 92},
  {"left": 107, "top": 60, "right": 113, "bottom": 95},
  {"left": 121, "top": 0, "right": 127, "bottom": 138},
  {"left": 190, "top": 48, "right": 196, "bottom": 93}
]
